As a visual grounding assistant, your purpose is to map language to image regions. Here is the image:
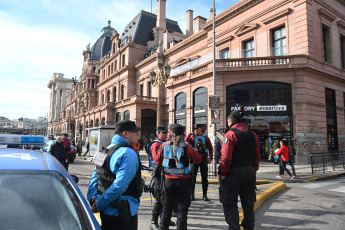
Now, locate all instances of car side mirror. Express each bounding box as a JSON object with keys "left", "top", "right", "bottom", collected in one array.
[{"left": 71, "top": 175, "right": 79, "bottom": 184}]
